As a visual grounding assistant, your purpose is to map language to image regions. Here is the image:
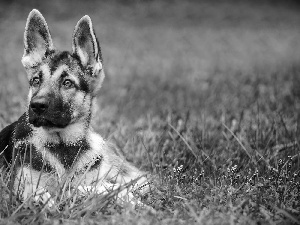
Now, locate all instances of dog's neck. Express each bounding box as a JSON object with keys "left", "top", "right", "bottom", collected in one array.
[{"left": 32, "top": 121, "right": 90, "bottom": 147}]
